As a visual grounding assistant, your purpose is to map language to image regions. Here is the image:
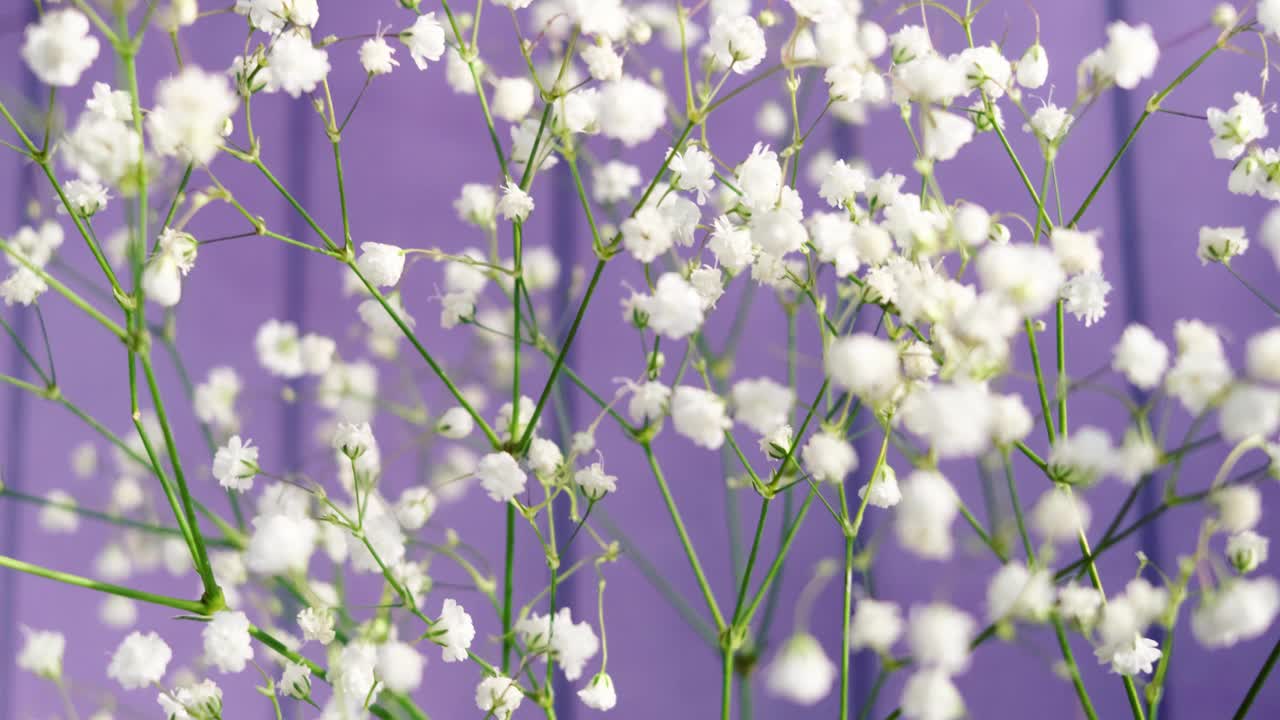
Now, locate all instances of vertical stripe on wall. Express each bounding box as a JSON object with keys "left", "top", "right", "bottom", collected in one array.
[
  {"left": 282, "top": 101, "right": 310, "bottom": 472},
  {"left": 0, "top": 6, "right": 39, "bottom": 710}
]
